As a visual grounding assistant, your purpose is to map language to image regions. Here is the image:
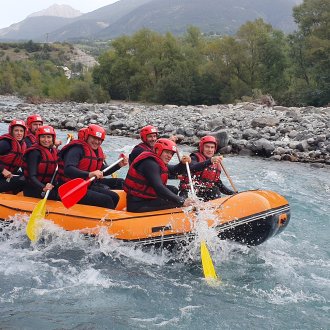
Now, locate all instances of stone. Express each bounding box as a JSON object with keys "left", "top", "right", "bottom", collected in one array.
[
  {"left": 251, "top": 138, "right": 275, "bottom": 157},
  {"left": 251, "top": 116, "right": 280, "bottom": 128},
  {"left": 242, "top": 128, "right": 260, "bottom": 140},
  {"left": 212, "top": 130, "right": 229, "bottom": 148}
]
